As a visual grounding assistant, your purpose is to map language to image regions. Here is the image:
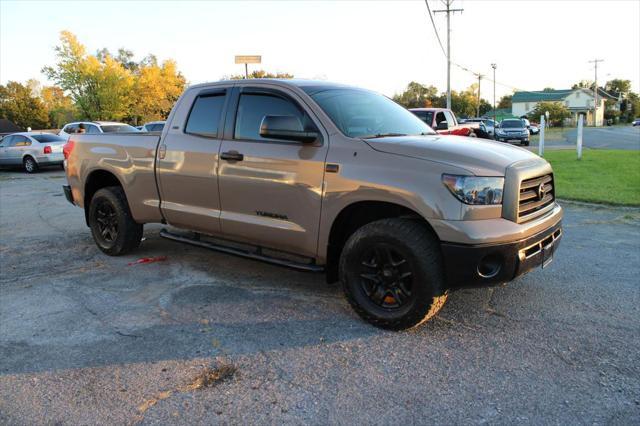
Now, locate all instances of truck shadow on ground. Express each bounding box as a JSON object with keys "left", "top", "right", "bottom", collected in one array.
[{"left": 0, "top": 226, "right": 539, "bottom": 376}]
